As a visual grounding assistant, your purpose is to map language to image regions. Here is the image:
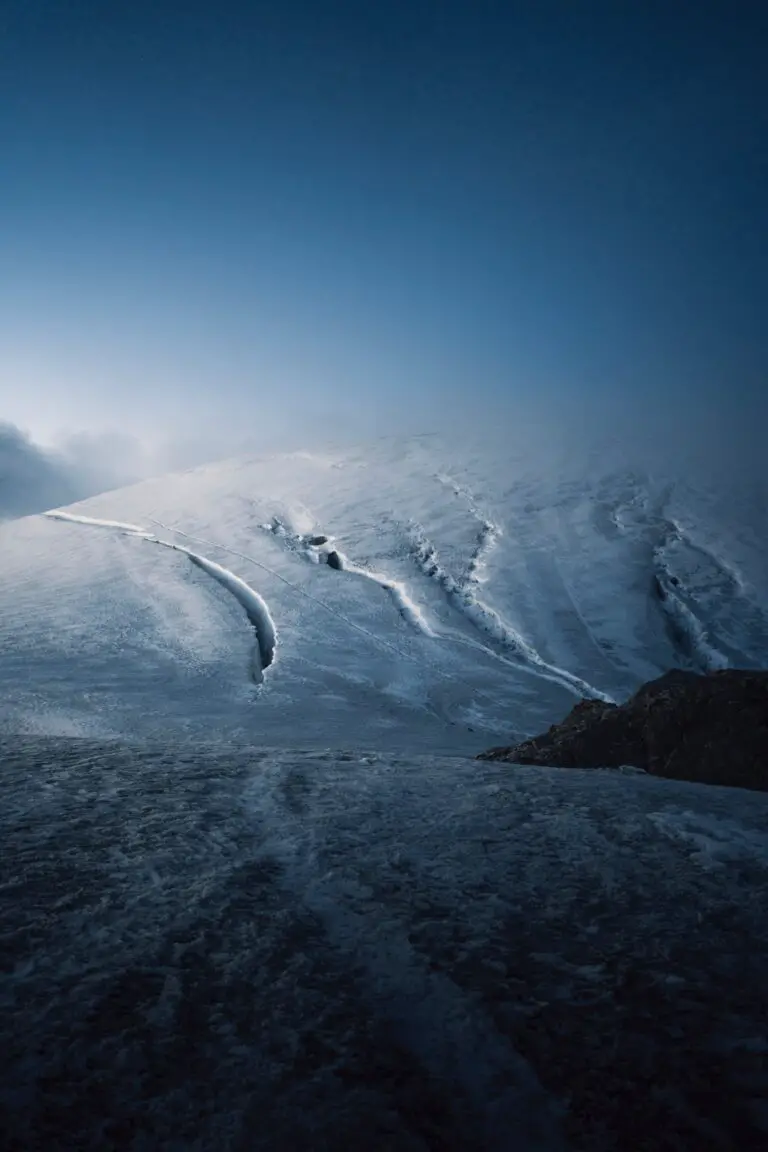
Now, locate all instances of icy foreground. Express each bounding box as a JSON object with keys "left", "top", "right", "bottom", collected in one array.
[
  {"left": 1, "top": 435, "right": 766, "bottom": 748},
  {"left": 1, "top": 737, "right": 767, "bottom": 1149}
]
